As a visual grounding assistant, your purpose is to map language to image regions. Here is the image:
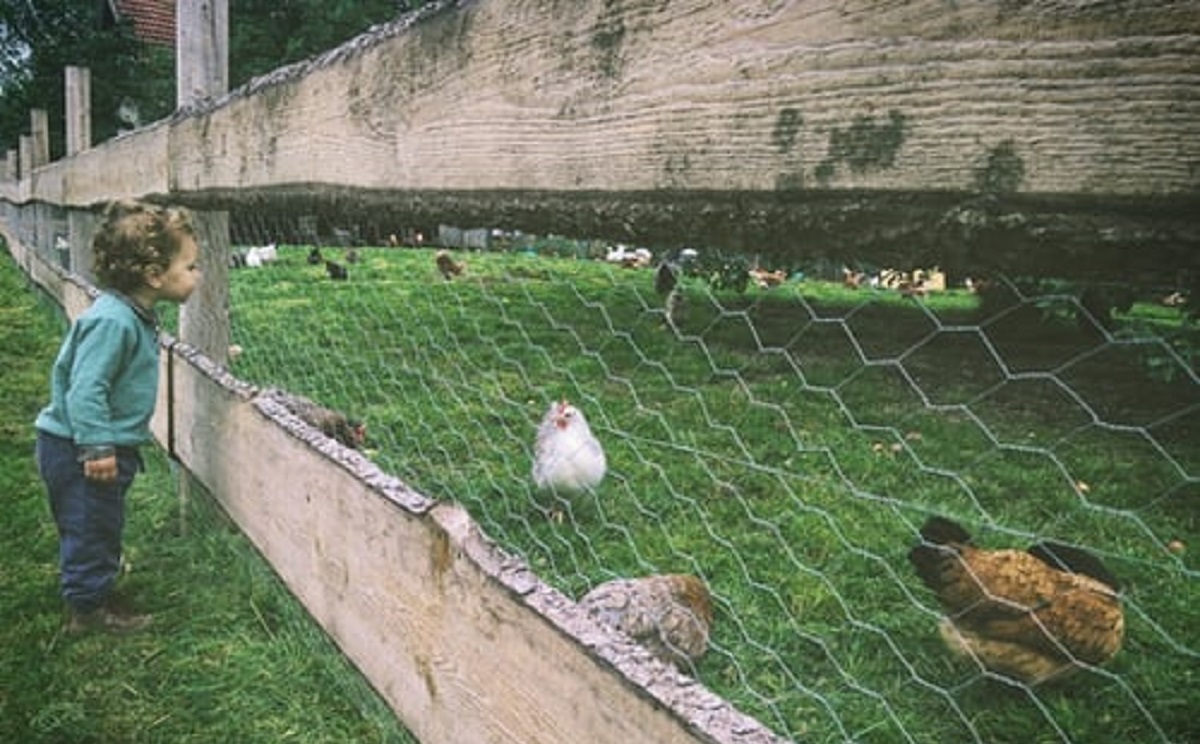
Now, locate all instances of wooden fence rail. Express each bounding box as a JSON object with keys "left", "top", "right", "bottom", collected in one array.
[{"left": 4, "top": 0, "right": 1199, "bottom": 278}]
